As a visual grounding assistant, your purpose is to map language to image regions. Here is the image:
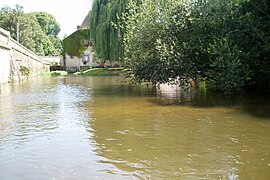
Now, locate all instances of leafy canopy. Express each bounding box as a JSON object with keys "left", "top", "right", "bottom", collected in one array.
[
  {"left": 123, "top": 0, "right": 270, "bottom": 95},
  {"left": 0, "top": 4, "right": 63, "bottom": 56},
  {"left": 89, "top": 0, "right": 128, "bottom": 62}
]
